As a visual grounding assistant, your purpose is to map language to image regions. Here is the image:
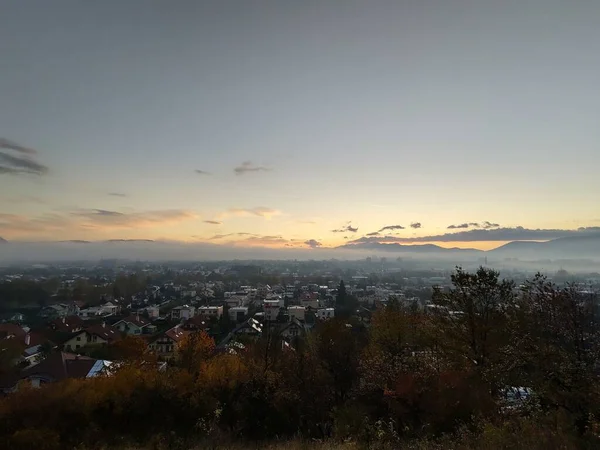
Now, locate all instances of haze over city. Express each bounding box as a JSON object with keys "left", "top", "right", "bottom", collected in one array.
[{"left": 1, "top": 1, "right": 599, "bottom": 258}]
